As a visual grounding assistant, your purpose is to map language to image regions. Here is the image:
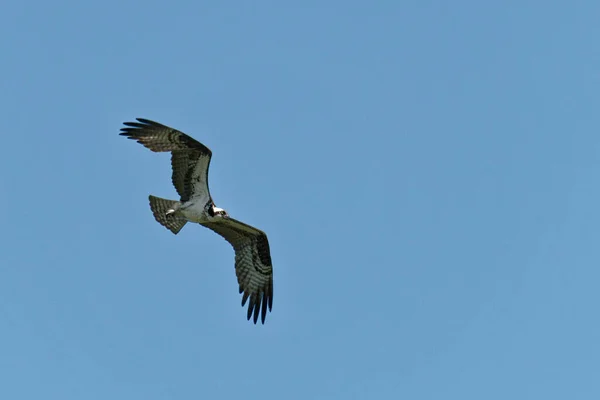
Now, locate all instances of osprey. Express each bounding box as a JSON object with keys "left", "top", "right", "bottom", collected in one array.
[{"left": 120, "top": 118, "right": 273, "bottom": 324}]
